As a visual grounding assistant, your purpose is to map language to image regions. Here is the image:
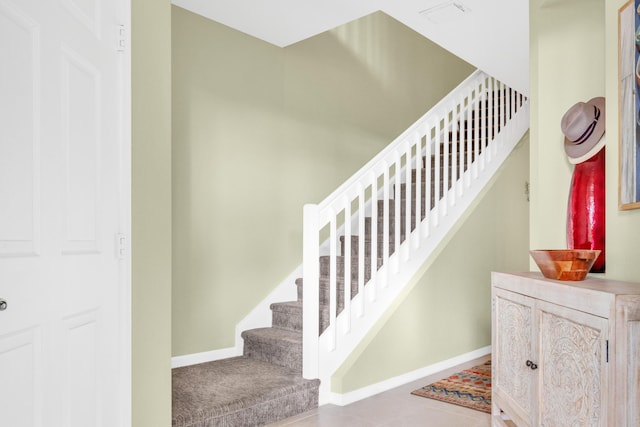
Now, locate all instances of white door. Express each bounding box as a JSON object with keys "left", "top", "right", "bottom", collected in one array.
[{"left": 0, "top": 0, "right": 129, "bottom": 425}]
